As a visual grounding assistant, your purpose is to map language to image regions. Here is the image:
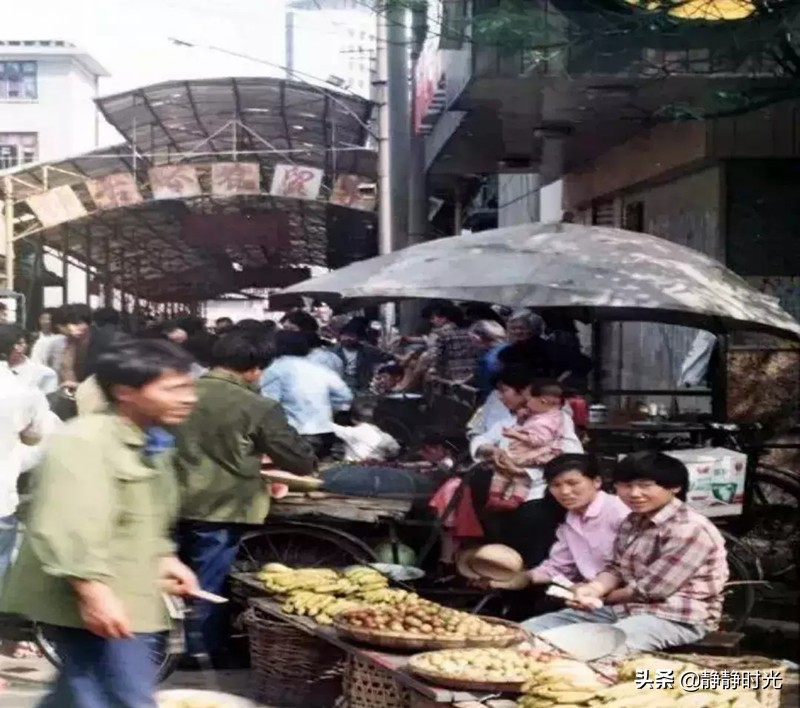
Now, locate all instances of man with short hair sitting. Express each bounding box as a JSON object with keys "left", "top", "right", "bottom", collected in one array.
[{"left": 523, "top": 451, "right": 729, "bottom": 656}]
